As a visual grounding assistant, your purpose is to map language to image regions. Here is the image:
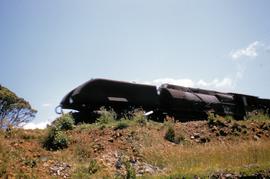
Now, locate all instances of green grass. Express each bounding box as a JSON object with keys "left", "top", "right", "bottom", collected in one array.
[{"left": 246, "top": 111, "right": 270, "bottom": 122}]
